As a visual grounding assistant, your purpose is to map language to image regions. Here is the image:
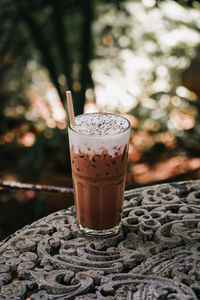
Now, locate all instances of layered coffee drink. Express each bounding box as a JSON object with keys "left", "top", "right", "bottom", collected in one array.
[{"left": 68, "top": 113, "right": 130, "bottom": 236}]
